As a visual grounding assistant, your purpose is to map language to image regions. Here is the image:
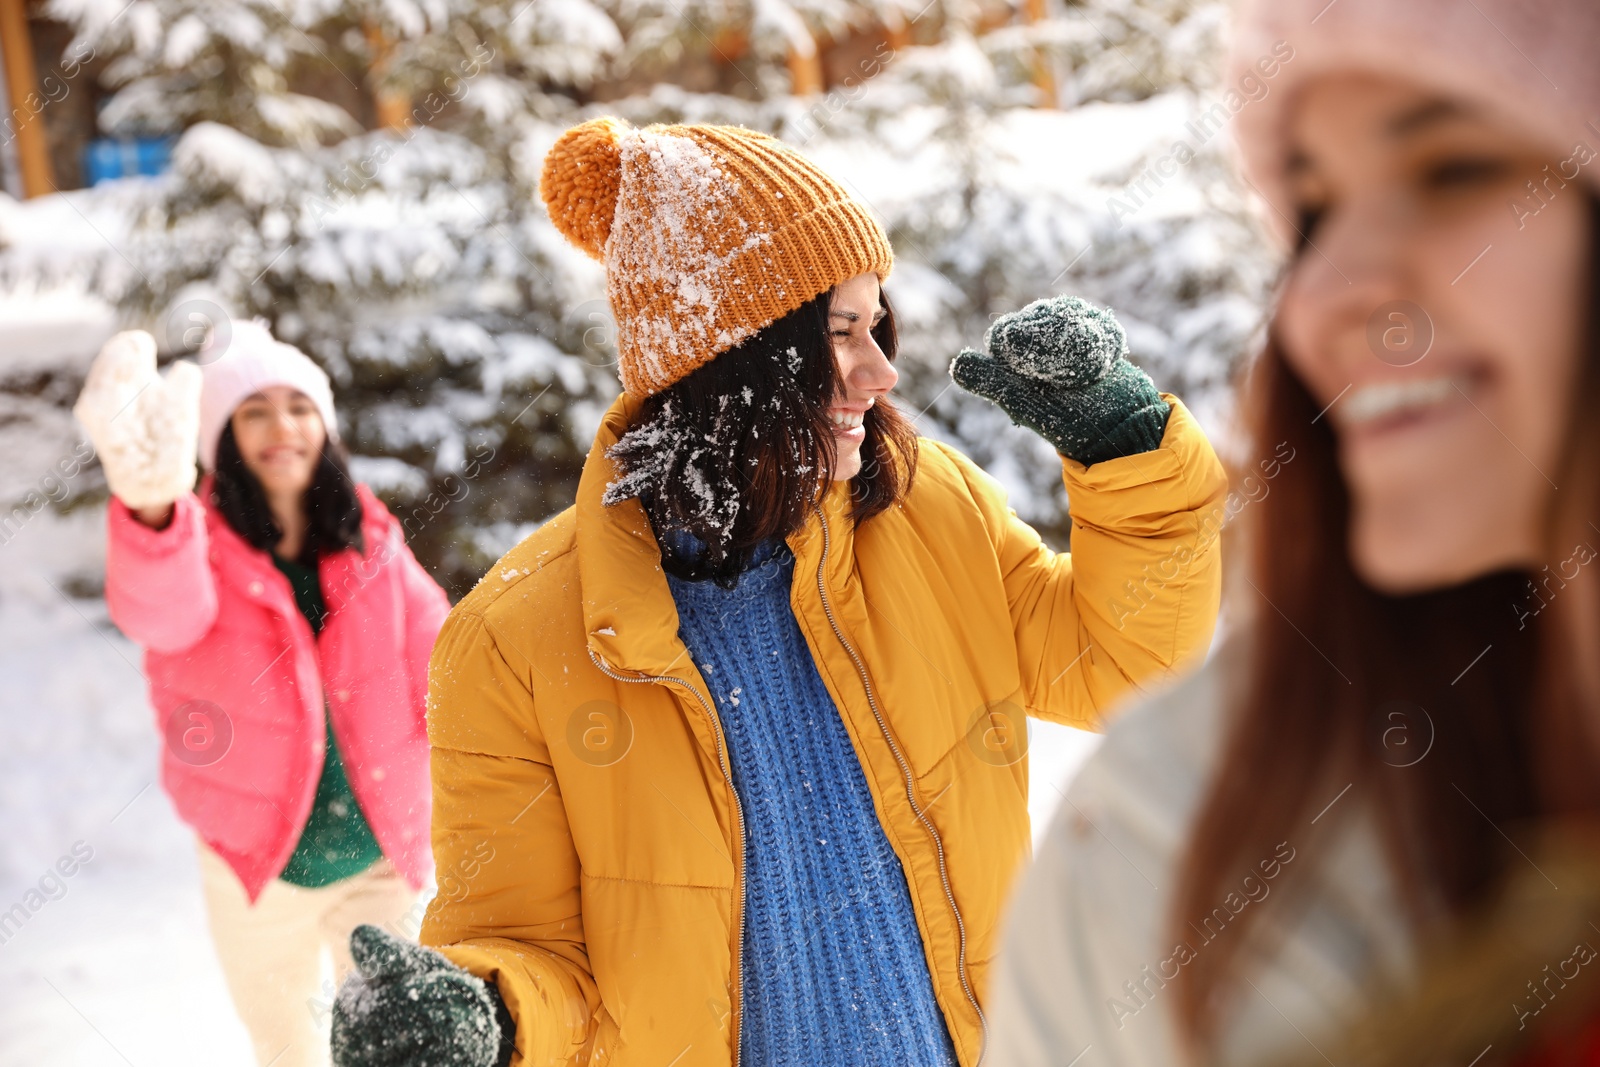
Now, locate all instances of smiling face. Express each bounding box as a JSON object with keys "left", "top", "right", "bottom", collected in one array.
[
  {"left": 229, "top": 385, "right": 327, "bottom": 500},
  {"left": 826, "top": 272, "right": 900, "bottom": 482},
  {"left": 1275, "top": 74, "right": 1591, "bottom": 593}
]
